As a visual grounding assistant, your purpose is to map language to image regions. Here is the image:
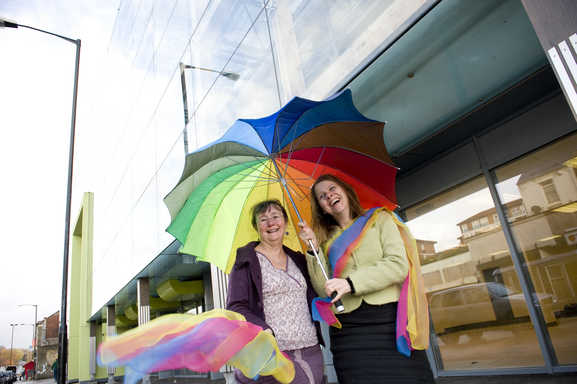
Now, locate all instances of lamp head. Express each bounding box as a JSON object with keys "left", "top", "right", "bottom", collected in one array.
[
  {"left": 222, "top": 72, "right": 240, "bottom": 81},
  {"left": 0, "top": 18, "right": 18, "bottom": 28}
]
